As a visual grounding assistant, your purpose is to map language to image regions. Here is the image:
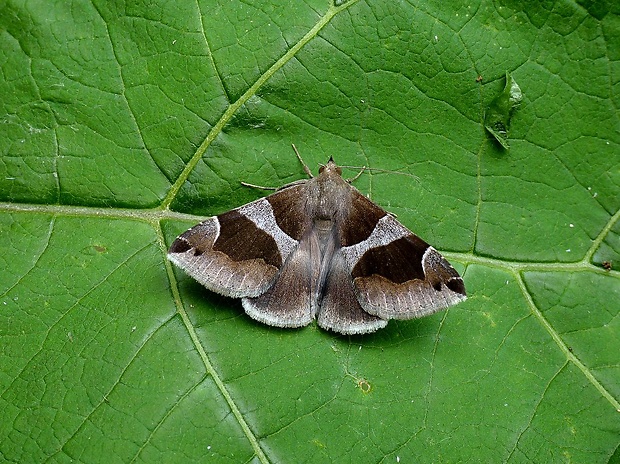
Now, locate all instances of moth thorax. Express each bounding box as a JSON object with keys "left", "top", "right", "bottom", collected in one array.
[
  {"left": 313, "top": 217, "right": 334, "bottom": 233},
  {"left": 313, "top": 217, "right": 337, "bottom": 251}
]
